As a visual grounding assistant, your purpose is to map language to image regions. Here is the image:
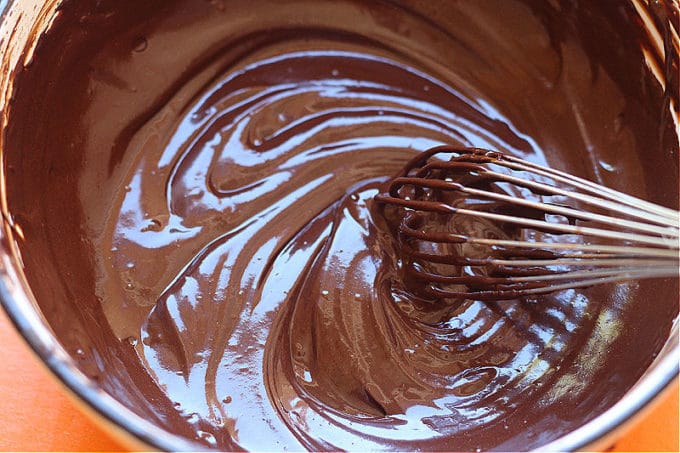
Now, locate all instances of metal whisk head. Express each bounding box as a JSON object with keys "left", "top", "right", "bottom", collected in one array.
[{"left": 374, "top": 145, "right": 680, "bottom": 301}]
